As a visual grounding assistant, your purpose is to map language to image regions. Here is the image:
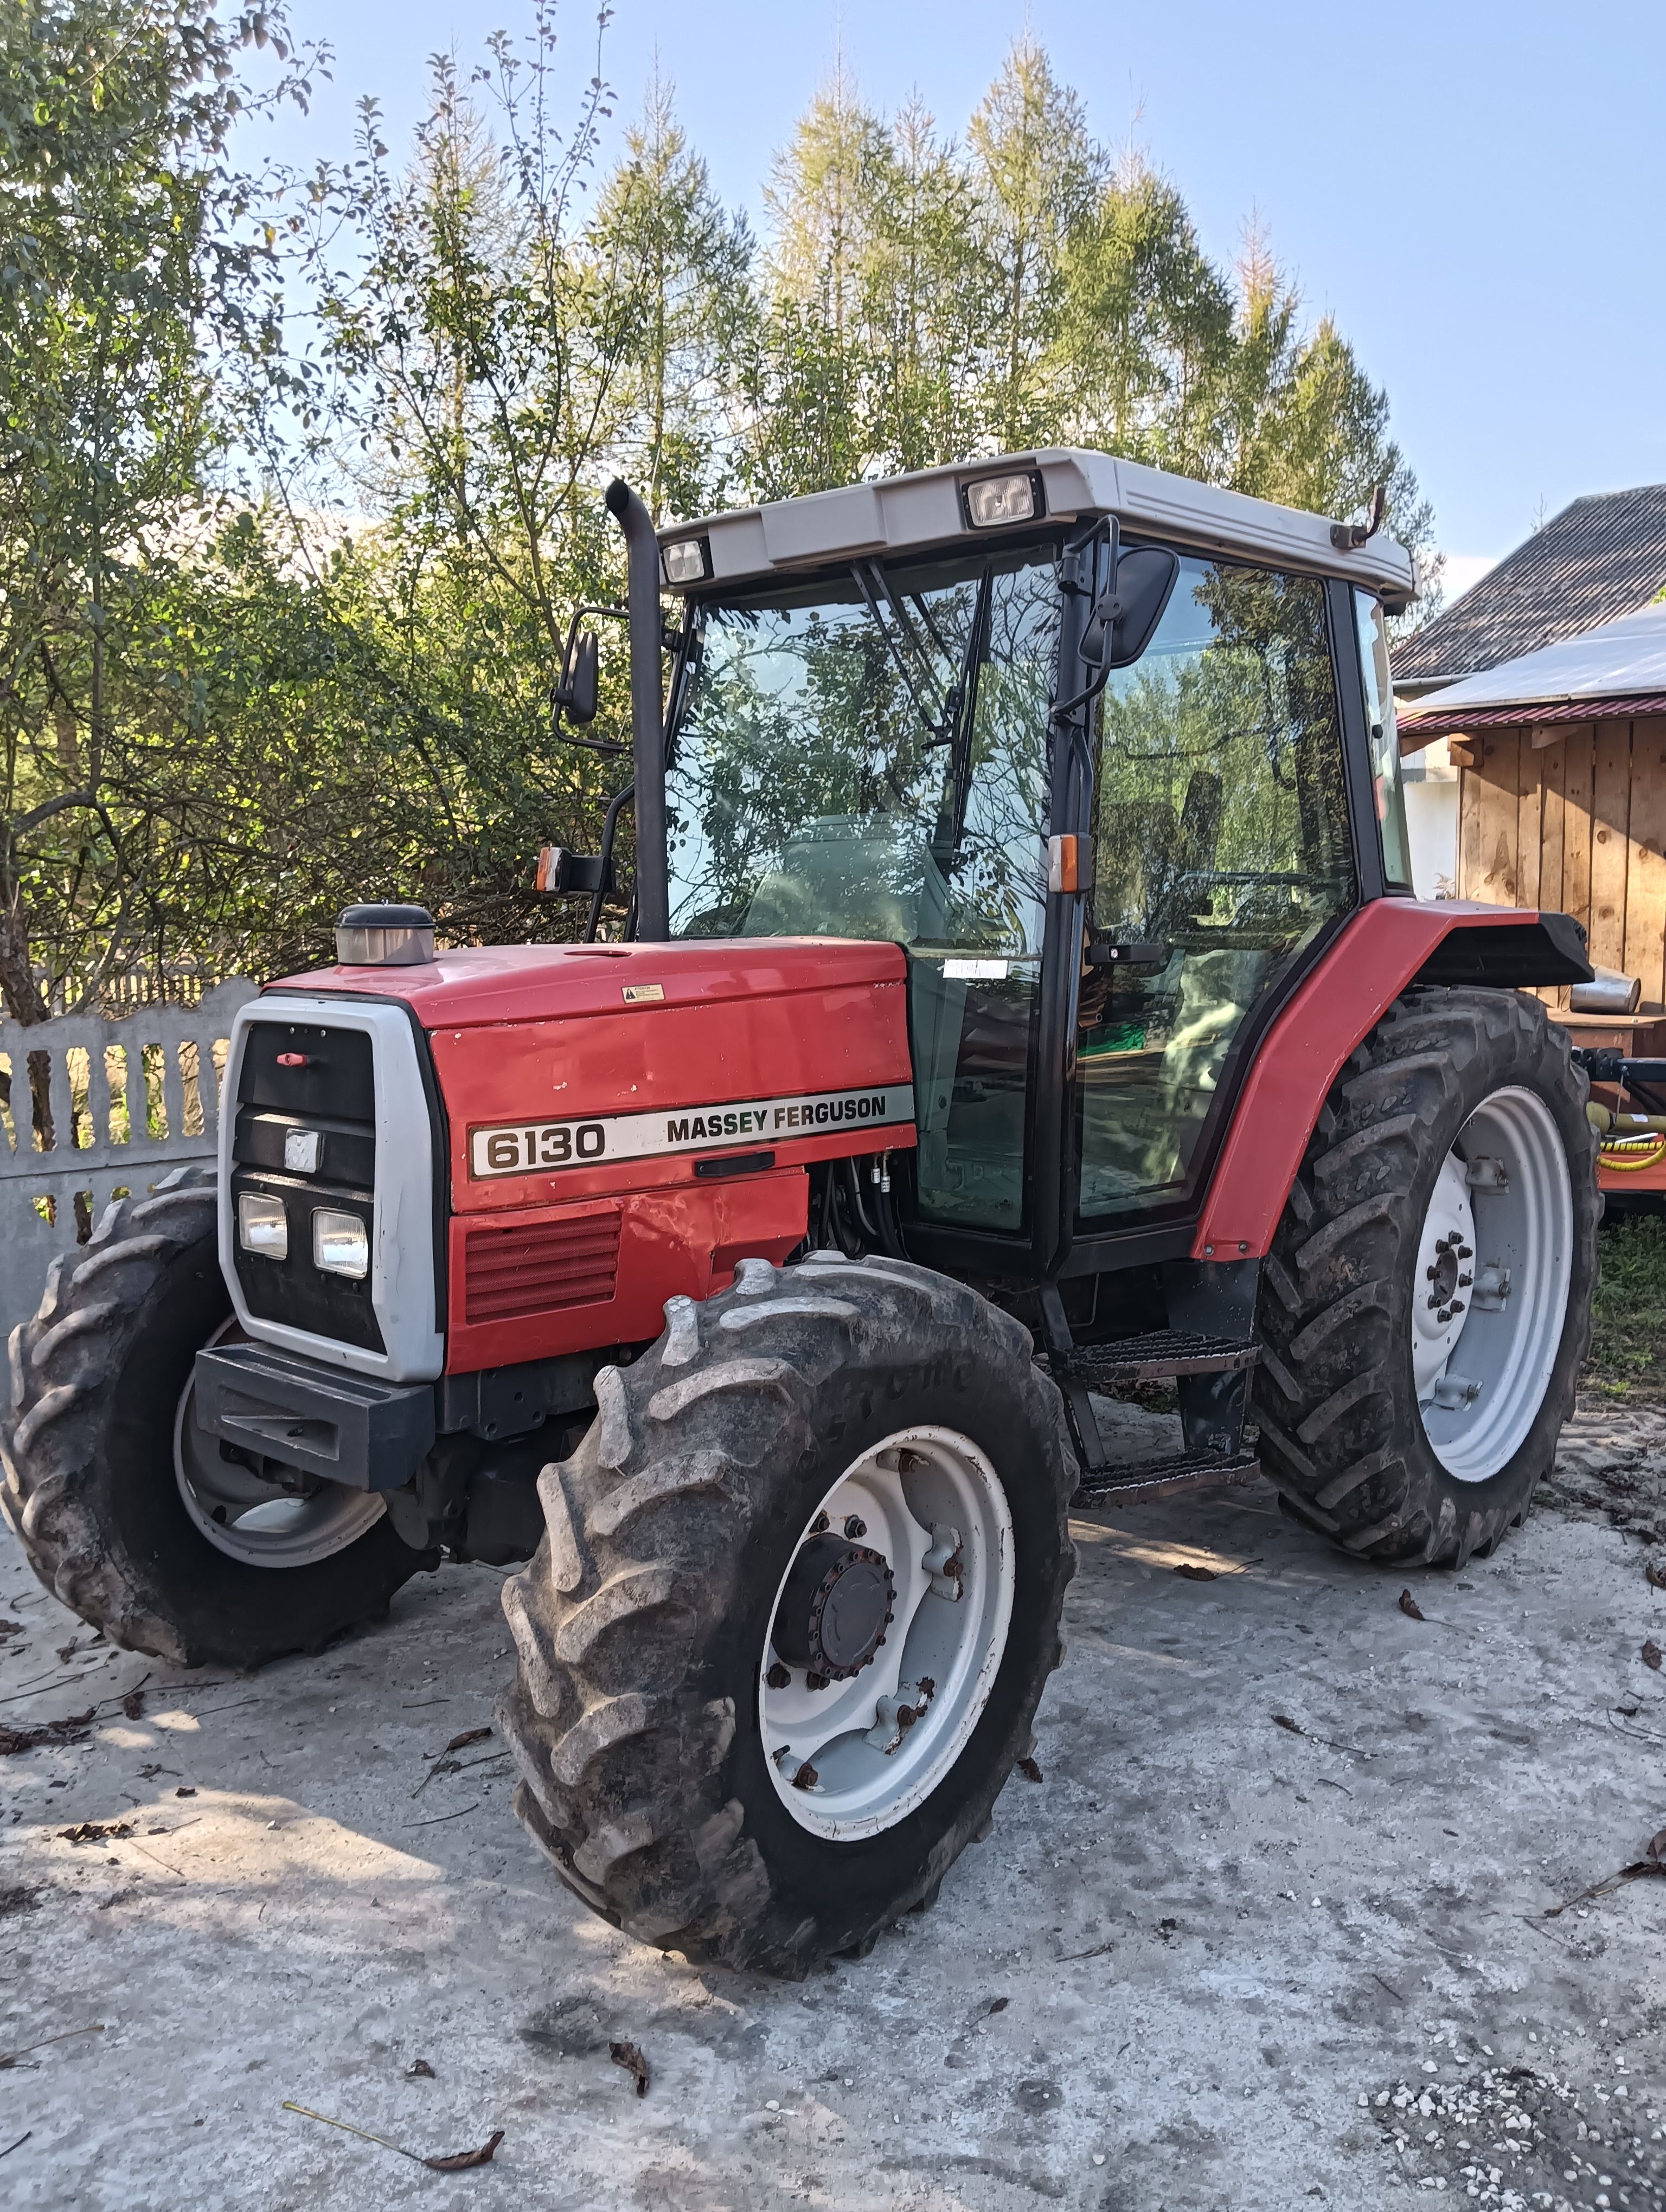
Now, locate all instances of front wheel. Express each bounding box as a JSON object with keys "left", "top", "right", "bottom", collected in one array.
[
  {"left": 0, "top": 1167, "right": 434, "bottom": 1667},
  {"left": 1253, "top": 986, "right": 1600, "bottom": 1566},
  {"left": 495, "top": 1252, "right": 1077, "bottom": 1974}
]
